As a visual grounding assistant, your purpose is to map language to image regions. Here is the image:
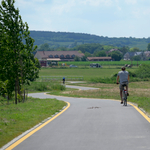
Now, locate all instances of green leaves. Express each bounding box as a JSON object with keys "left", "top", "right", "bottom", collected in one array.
[{"left": 0, "top": 0, "right": 39, "bottom": 103}]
